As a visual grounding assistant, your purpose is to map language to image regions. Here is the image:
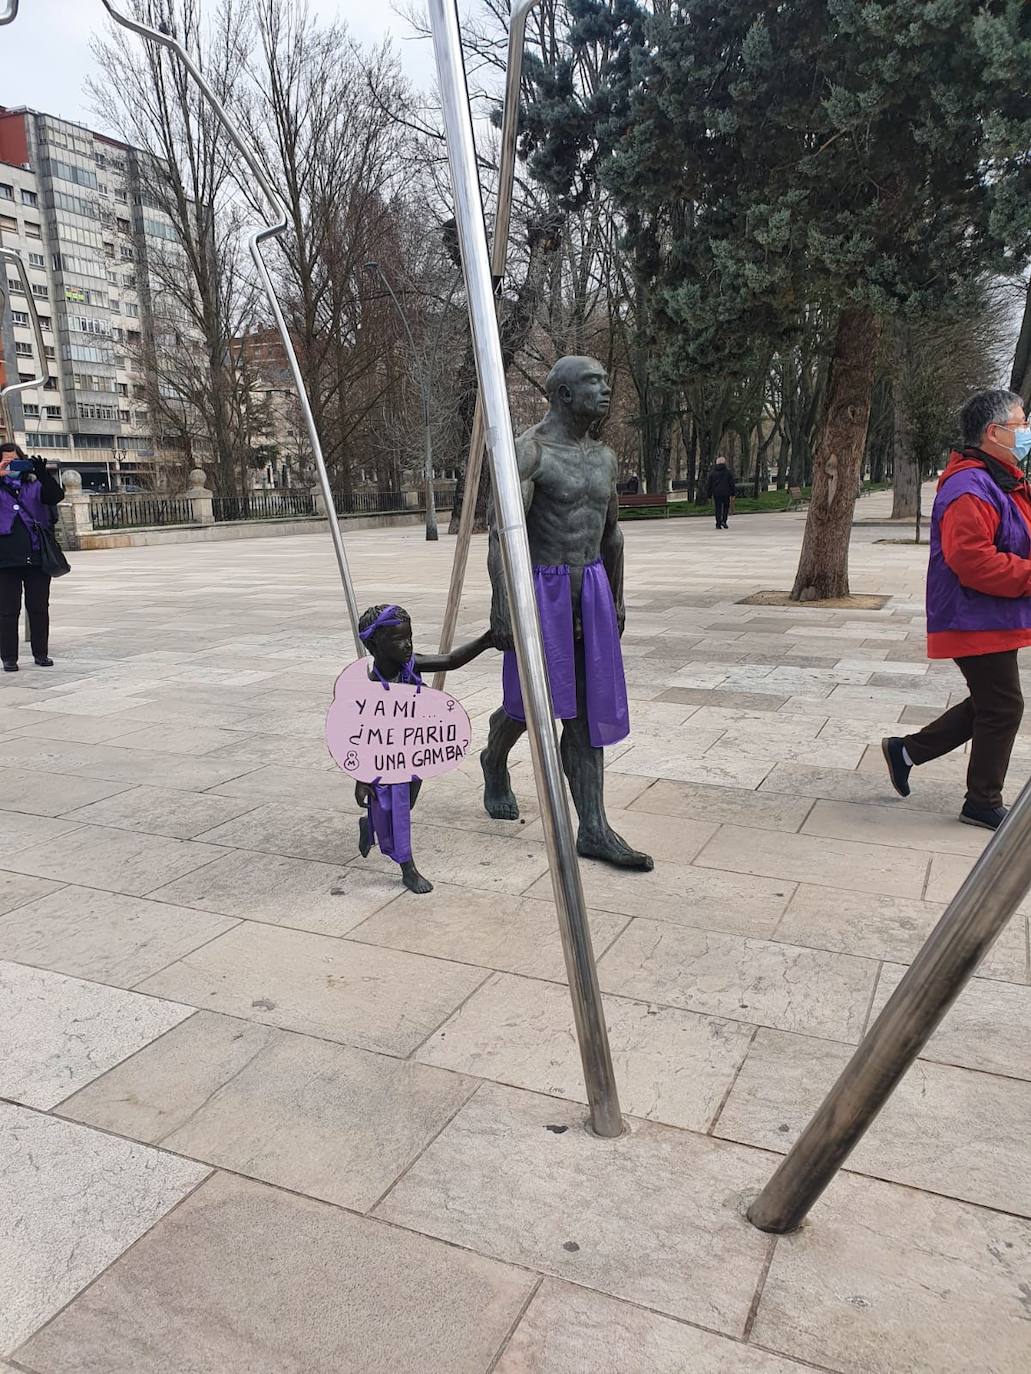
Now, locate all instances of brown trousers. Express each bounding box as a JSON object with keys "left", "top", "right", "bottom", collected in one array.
[{"left": 902, "top": 650, "right": 1024, "bottom": 809}]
